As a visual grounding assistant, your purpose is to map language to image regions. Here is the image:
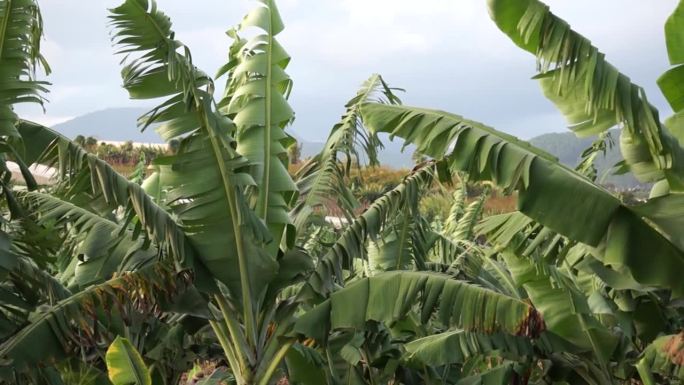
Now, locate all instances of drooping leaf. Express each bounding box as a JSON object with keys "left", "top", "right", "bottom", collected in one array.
[
  {"left": 20, "top": 122, "right": 215, "bottom": 291},
  {"left": 0, "top": 263, "right": 192, "bottom": 377},
  {"left": 488, "top": 0, "right": 684, "bottom": 190},
  {"left": 403, "top": 330, "right": 534, "bottom": 367},
  {"left": 361, "top": 103, "right": 684, "bottom": 296},
  {"left": 22, "top": 191, "right": 156, "bottom": 288},
  {"left": 0, "top": 0, "right": 50, "bottom": 193},
  {"left": 295, "top": 271, "right": 544, "bottom": 343},
  {"left": 0, "top": 0, "right": 49, "bottom": 137}
]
